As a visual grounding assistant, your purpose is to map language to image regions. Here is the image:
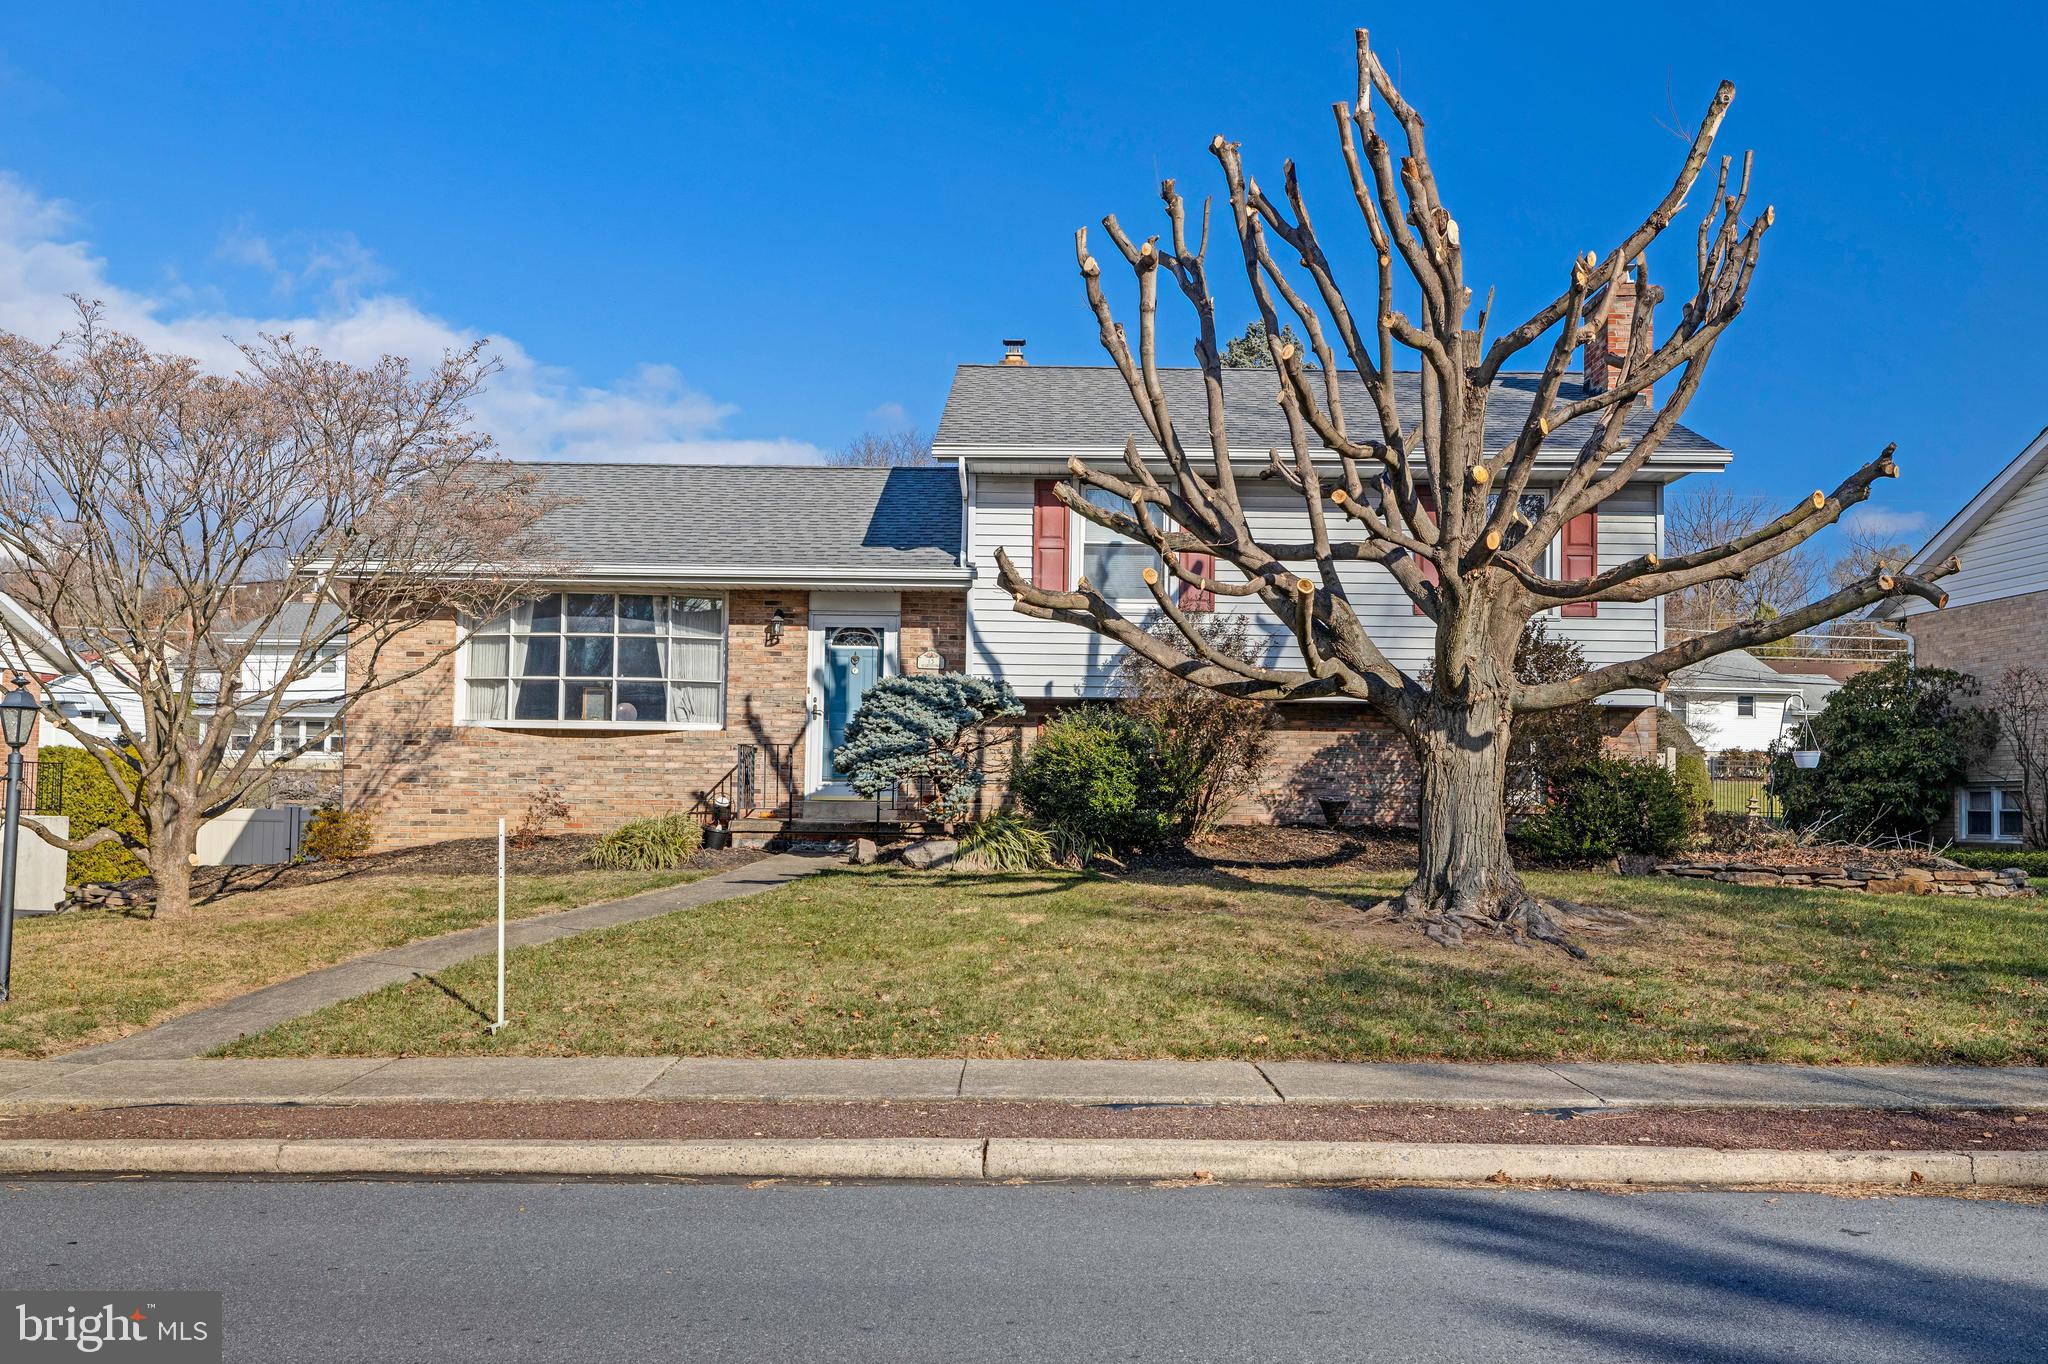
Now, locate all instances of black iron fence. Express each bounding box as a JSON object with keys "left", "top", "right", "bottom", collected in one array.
[{"left": 14, "top": 758, "right": 63, "bottom": 817}]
